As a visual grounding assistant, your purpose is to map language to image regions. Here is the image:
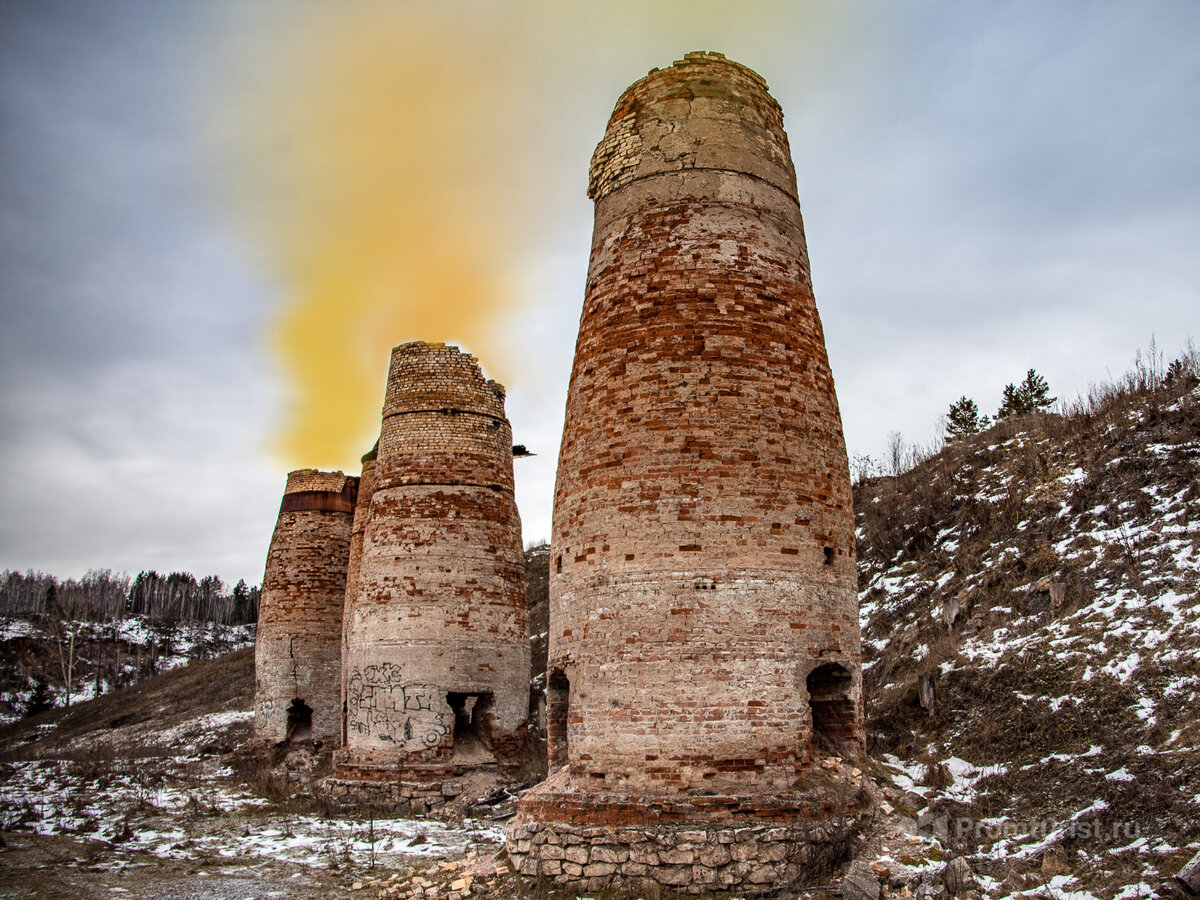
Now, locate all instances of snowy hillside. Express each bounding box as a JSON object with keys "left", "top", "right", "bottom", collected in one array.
[
  {"left": 855, "top": 370, "right": 1200, "bottom": 895},
  {"left": 0, "top": 614, "right": 255, "bottom": 724}
]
